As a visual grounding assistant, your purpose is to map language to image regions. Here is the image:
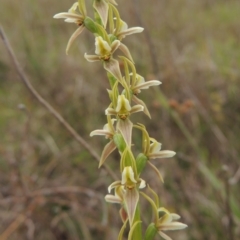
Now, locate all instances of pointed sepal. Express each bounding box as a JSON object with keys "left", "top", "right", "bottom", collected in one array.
[
  {"left": 124, "top": 188, "right": 139, "bottom": 226},
  {"left": 99, "top": 139, "right": 116, "bottom": 167}
]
